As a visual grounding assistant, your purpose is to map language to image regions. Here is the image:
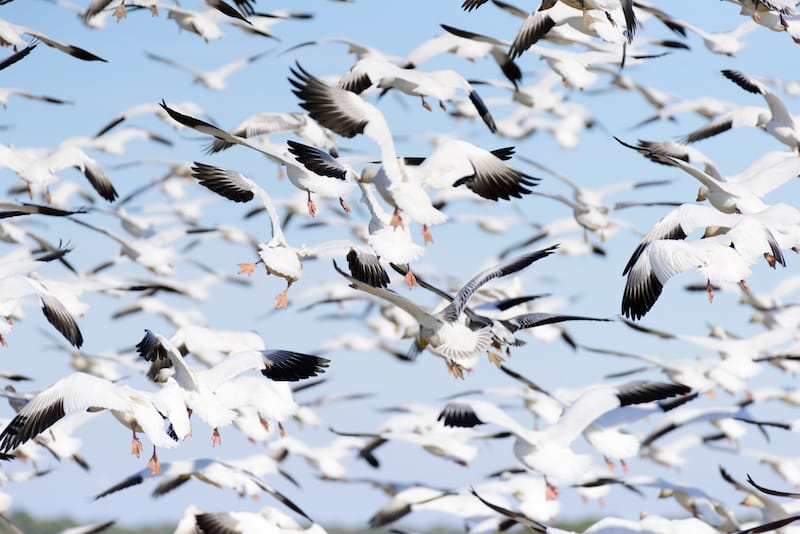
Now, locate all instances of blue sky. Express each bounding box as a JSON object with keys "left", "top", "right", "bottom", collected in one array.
[{"left": 2, "top": 0, "right": 800, "bottom": 530}]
